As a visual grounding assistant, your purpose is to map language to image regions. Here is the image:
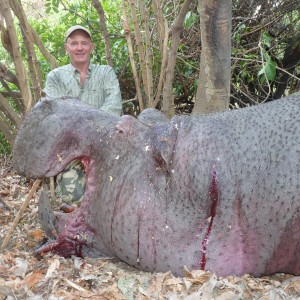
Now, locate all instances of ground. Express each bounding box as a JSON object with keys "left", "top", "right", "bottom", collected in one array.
[{"left": 0, "top": 157, "right": 300, "bottom": 299}]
